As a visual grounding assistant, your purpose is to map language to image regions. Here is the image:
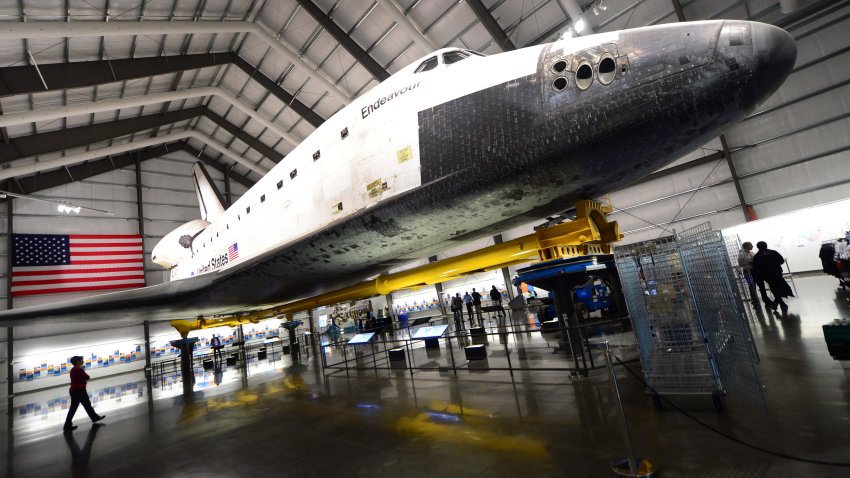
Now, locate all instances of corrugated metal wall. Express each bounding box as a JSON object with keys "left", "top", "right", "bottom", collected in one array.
[
  {"left": 0, "top": 150, "right": 246, "bottom": 310},
  {"left": 609, "top": 4, "right": 850, "bottom": 244}
]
